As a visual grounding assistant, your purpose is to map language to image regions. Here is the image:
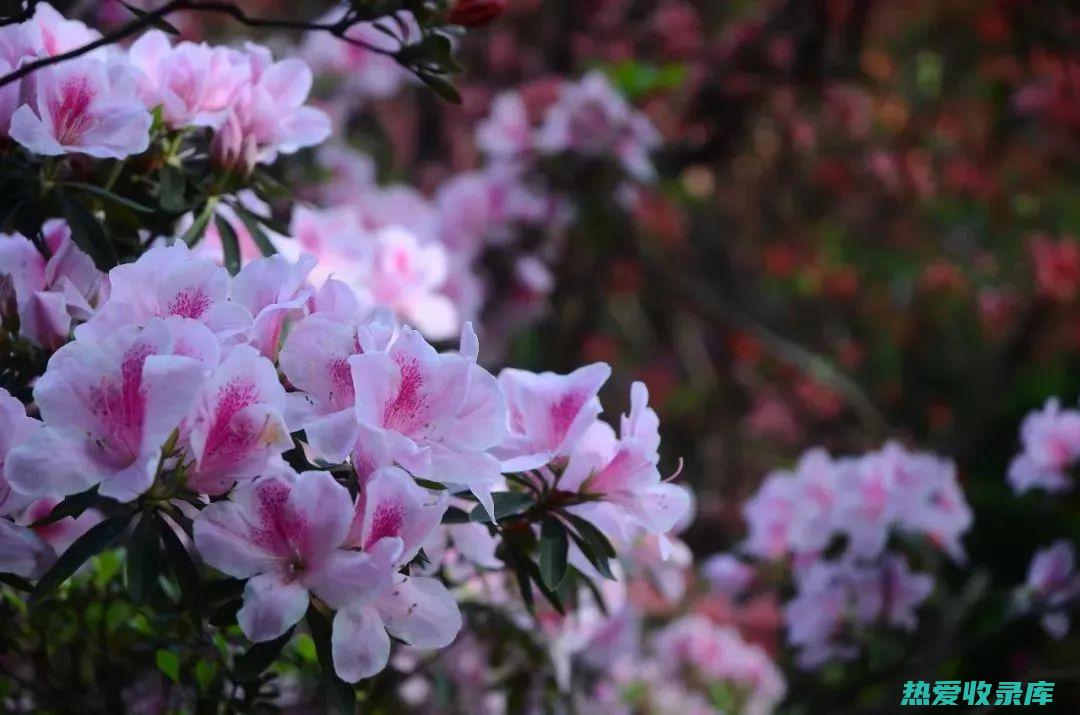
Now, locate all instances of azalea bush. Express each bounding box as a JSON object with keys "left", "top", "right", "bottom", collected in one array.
[{"left": 1, "top": 1, "right": 1079, "bottom": 714}]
